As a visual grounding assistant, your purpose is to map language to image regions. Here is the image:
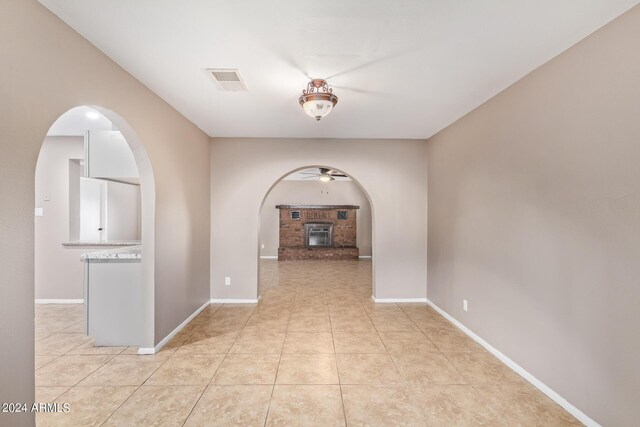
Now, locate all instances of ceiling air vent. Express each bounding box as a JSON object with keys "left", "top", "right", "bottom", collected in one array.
[{"left": 206, "top": 69, "right": 248, "bottom": 91}]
